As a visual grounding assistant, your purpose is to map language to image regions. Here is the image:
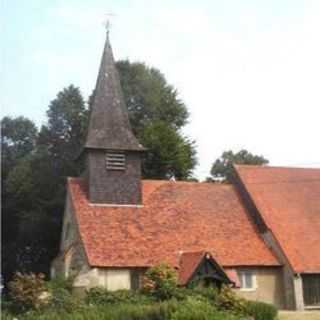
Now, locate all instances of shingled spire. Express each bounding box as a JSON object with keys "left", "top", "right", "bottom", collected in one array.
[
  {"left": 85, "top": 33, "right": 143, "bottom": 151},
  {"left": 84, "top": 33, "right": 144, "bottom": 205}
]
